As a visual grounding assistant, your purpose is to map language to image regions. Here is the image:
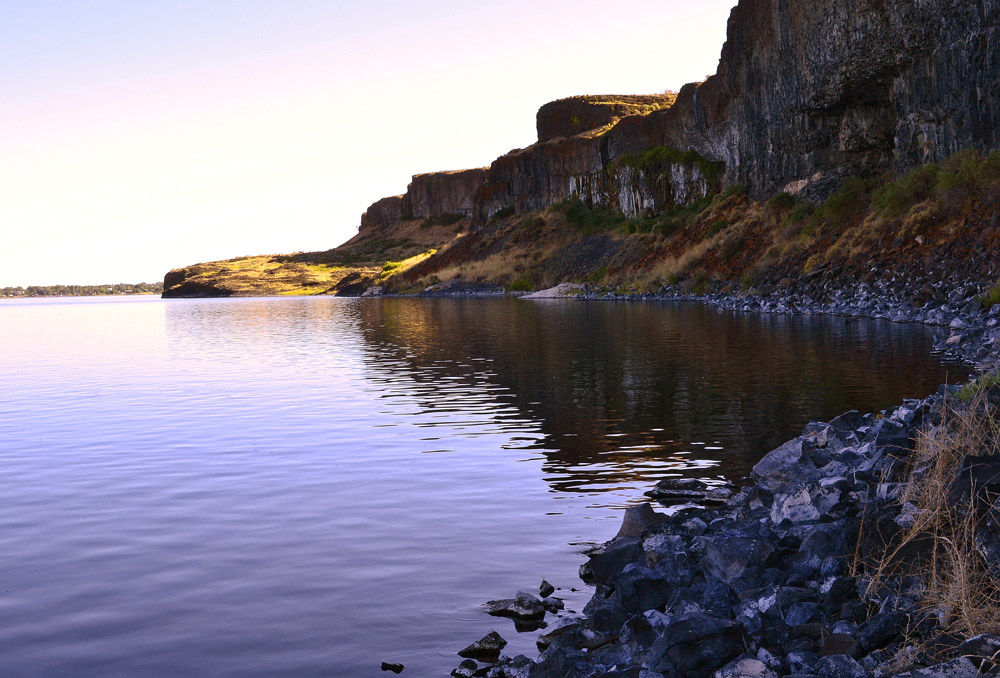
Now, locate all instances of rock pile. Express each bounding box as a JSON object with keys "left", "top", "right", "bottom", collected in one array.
[{"left": 457, "top": 387, "right": 1000, "bottom": 677}]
